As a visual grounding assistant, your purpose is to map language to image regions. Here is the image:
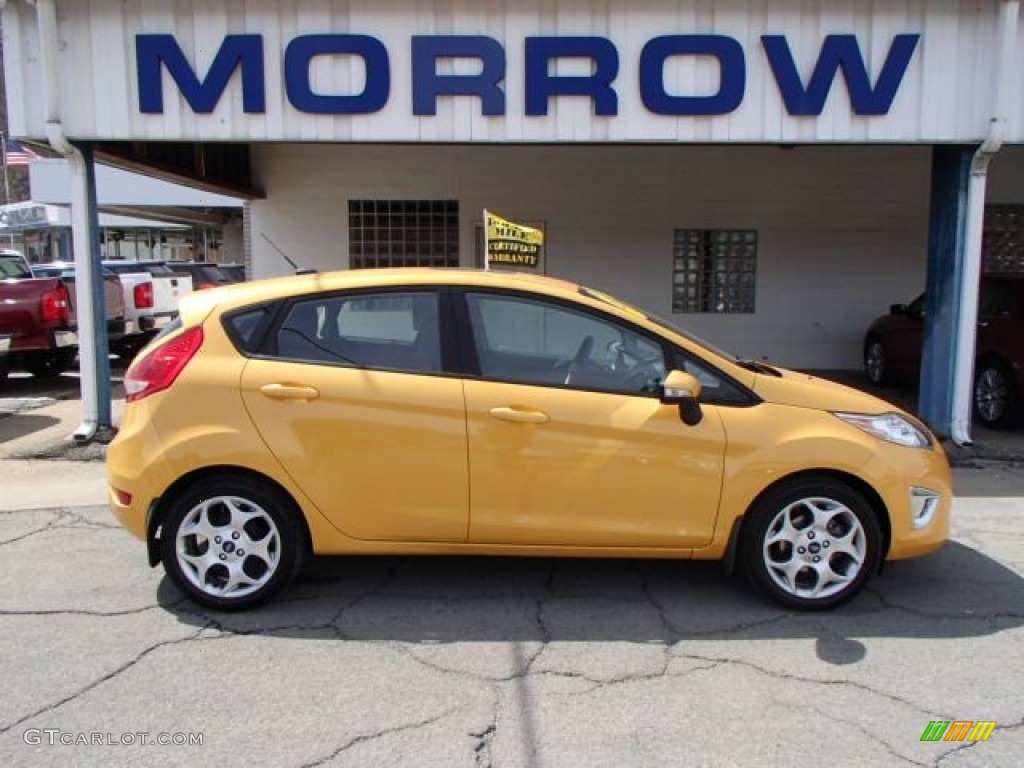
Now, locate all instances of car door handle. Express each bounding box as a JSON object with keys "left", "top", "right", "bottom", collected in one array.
[
  {"left": 260, "top": 383, "right": 320, "bottom": 401},
  {"left": 489, "top": 406, "right": 550, "bottom": 424}
]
